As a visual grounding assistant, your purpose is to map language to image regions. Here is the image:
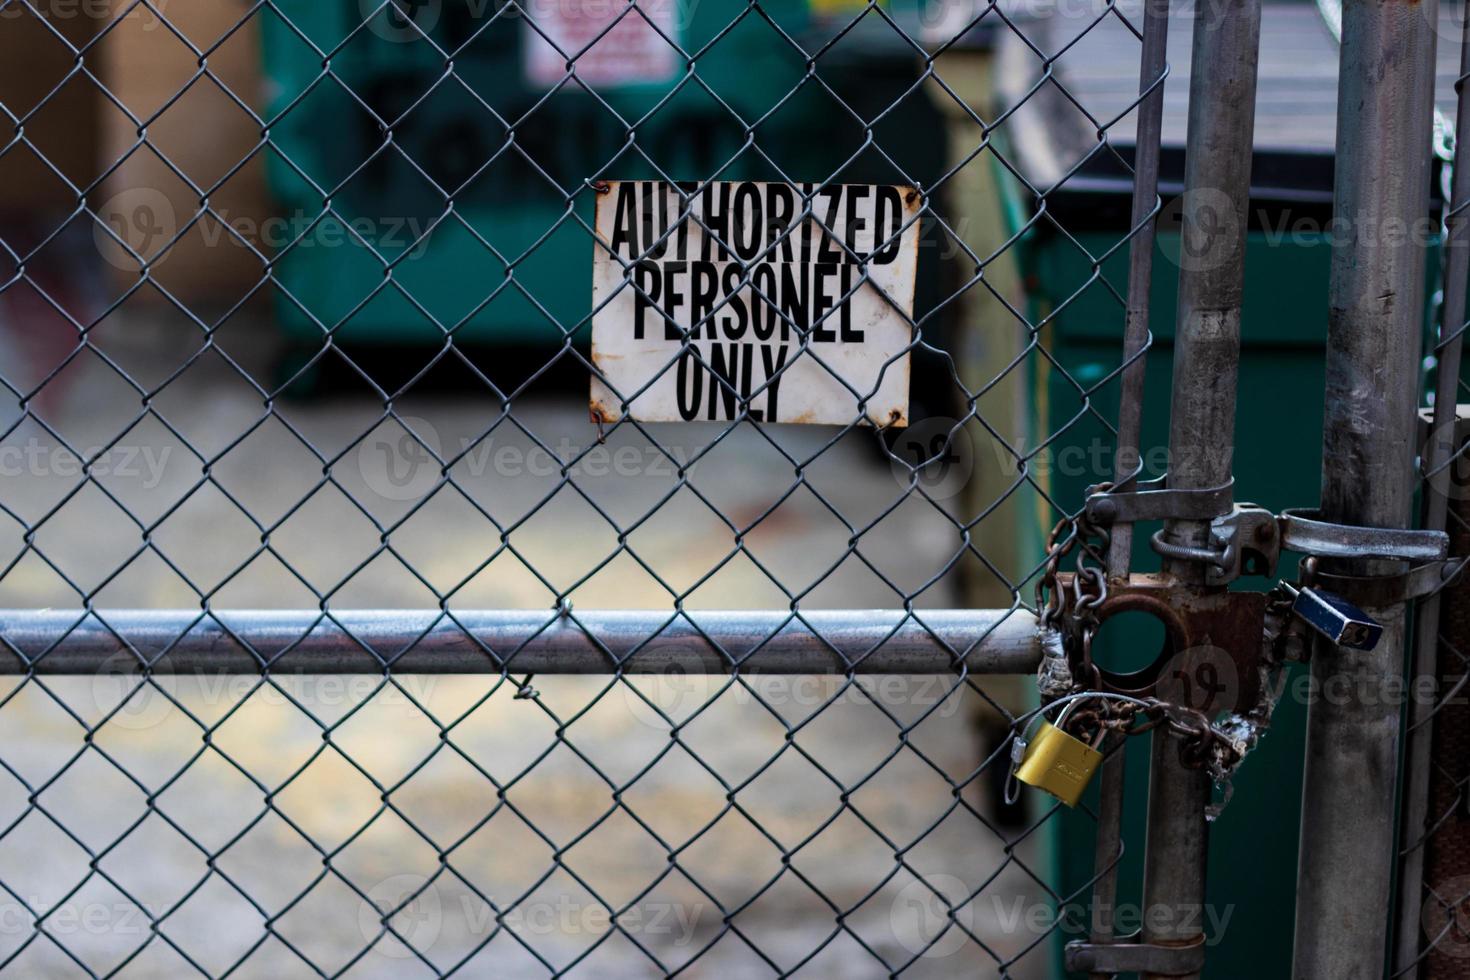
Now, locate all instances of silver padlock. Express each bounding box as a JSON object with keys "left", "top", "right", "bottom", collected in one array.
[{"left": 1281, "top": 582, "right": 1383, "bottom": 651}]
